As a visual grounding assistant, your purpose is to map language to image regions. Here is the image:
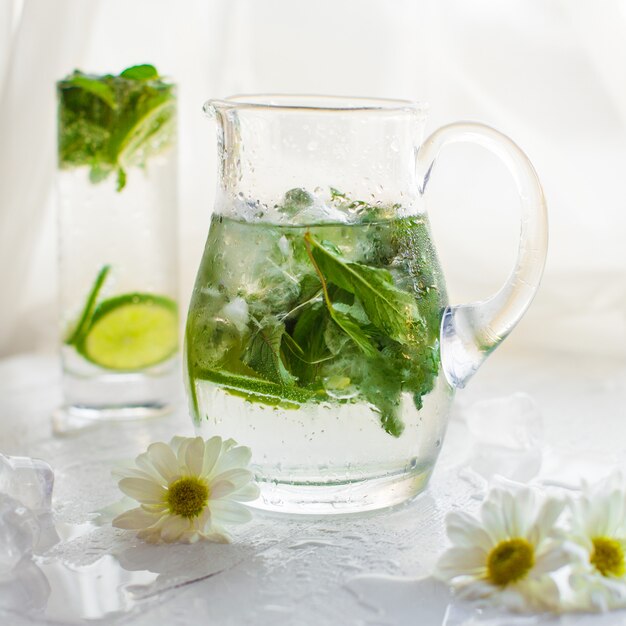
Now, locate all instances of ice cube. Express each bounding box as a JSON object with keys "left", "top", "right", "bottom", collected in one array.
[
  {"left": 0, "top": 494, "right": 39, "bottom": 576},
  {"left": 464, "top": 393, "right": 543, "bottom": 450},
  {"left": 0, "top": 556, "right": 50, "bottom": 611},
  {"left": 277, "top": 235, "right": 290, "bottom": 257},
  {"left": 462, "top": 393, "right": 544, "bottom": 483},
  {"left": 282, "top": 188, "right": 314, "bottom": 214},
  {"left": 221, "top": 297, "right": 249, "bottom": 333},
  {"left": 0, "top": 454, "right": 54, "bottom": 514},
  {"left": 280, "top": 188, "right": 348, "bottom": 224},
  {"left": 296, "top": 196, "right": 348, "bottom": 224}
]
